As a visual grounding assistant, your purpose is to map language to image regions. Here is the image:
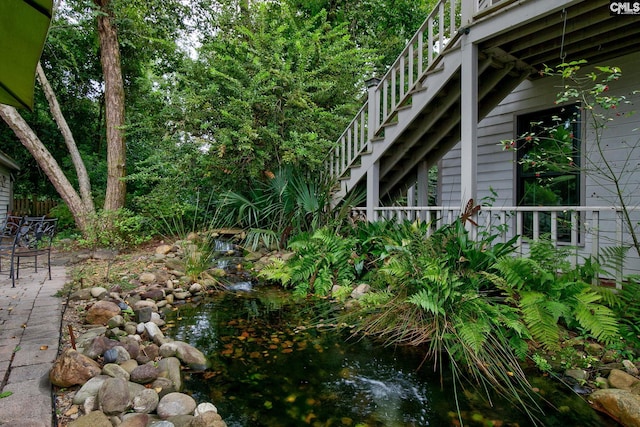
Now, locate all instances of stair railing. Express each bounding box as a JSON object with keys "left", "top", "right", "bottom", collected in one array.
[{"left": 327, "top": 0, "right": 511, "bottom": 191}]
